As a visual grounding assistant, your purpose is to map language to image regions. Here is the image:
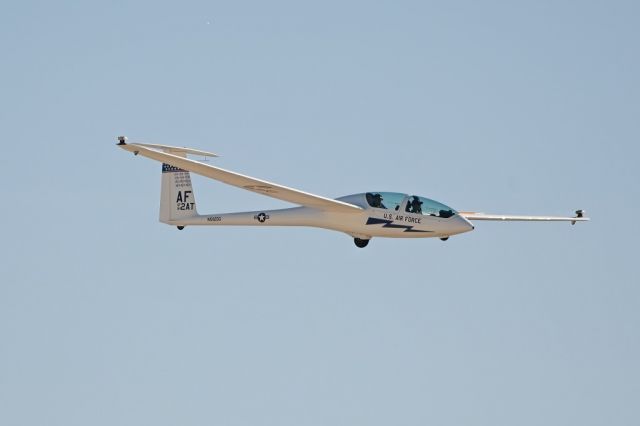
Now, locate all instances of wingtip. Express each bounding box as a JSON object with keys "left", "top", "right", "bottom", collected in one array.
[{"left": 571, "top": 209, "right": 590, "bottom": 225}]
